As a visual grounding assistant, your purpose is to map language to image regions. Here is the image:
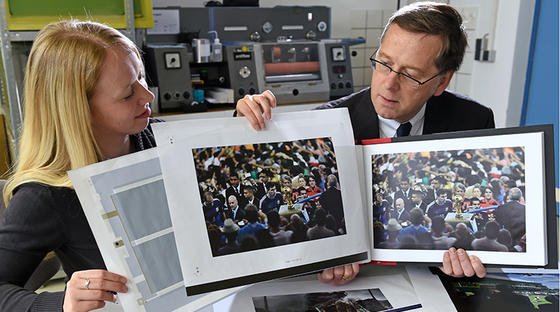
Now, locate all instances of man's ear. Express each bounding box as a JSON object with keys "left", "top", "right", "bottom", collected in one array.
[{"left": 433, "top": 71, "right": 453, "bottom": 96}]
